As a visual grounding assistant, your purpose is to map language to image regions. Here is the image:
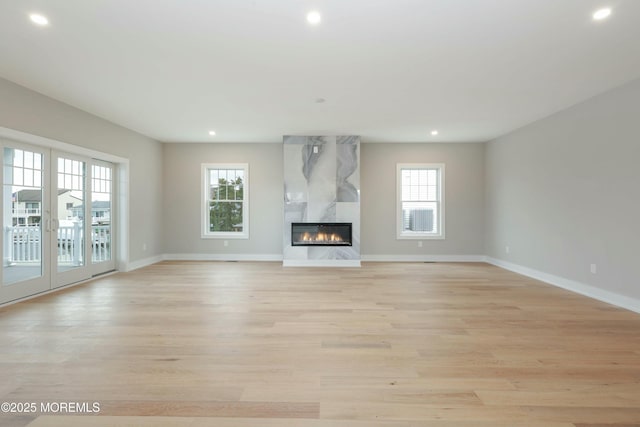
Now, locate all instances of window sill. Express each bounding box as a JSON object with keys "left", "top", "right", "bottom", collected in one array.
[
  {"left": 201, "top": 233, "right": 249, "bottom": 240},
  {"left": 397, "top": 233, "right": 445, "bottom": 240}
]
